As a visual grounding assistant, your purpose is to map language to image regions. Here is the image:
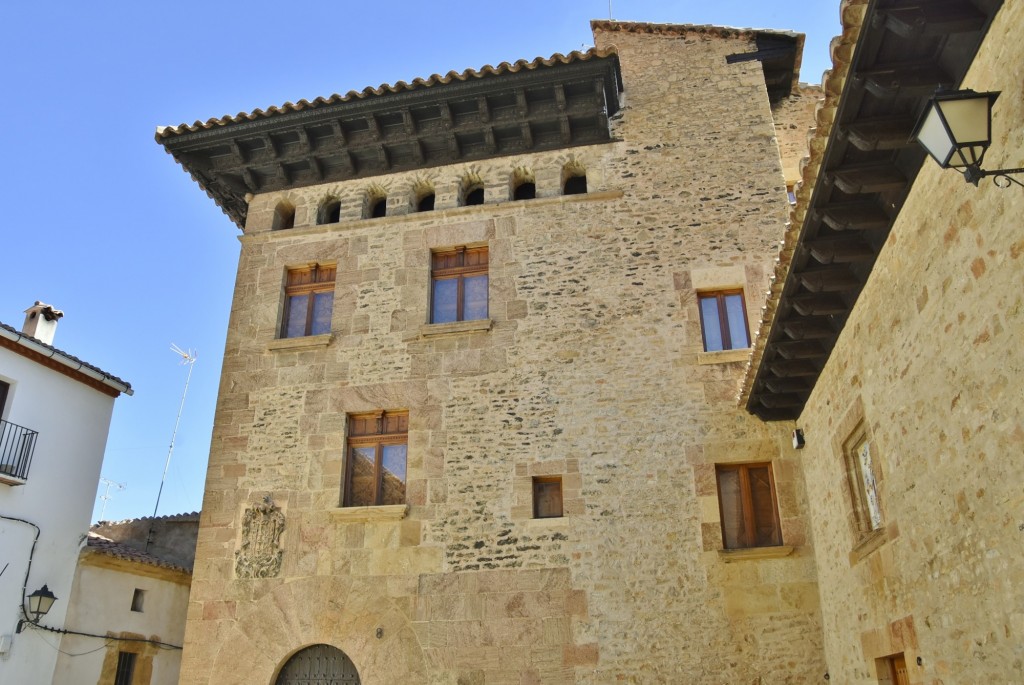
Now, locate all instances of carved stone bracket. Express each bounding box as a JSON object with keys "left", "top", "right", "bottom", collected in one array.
[{"left": 235, "top": 496, "right": 285, "bottom": 579}]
